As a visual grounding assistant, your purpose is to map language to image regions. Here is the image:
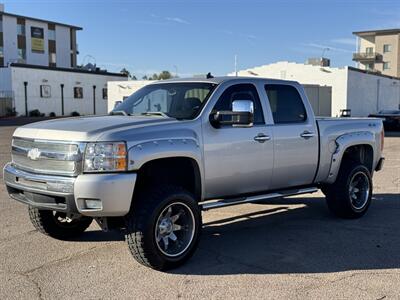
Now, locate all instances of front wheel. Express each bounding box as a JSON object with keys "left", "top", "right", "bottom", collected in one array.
[
  {"left": 28, "top": 207, "right": 93, "bottom": 239},
  {"left": 323, "top": 163, "right": 372, "bottom": 219},
  {"left": 125, "top": 185, "right": 202, "bottom": 270}
]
